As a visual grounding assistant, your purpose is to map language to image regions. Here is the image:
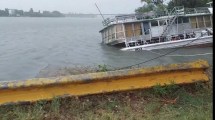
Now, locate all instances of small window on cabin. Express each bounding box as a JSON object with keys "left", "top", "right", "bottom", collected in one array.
[
  {"left": 159, "top": 20, "right": 166, "bottom": 26},
  {"left": 182, "top": 17, "right": 189, "bottom": 23},
  {"left": 143, "top": 22, "right": 150, "bottom": 35},
  {"left": 166, "top": 20, "right": 169, "bottom": 24},
  {"left": 125, "top": 23, "right": 134, "bottom": 37},
  {"left": 177, "top": 18, "right": 183, "bottom": 24},
  {"left": 151, "top": 20, "right": 158, "bottom": 27},
  {"left": 133, "top": 23, "right": 142, "bottom": 36}
]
